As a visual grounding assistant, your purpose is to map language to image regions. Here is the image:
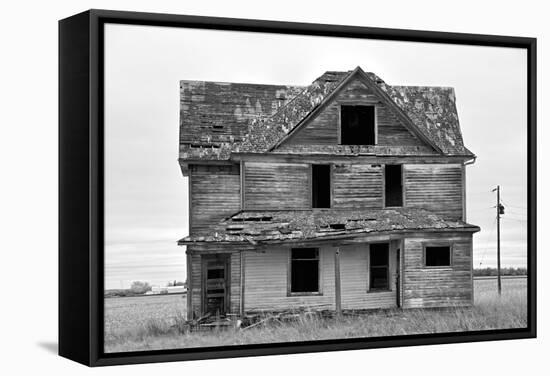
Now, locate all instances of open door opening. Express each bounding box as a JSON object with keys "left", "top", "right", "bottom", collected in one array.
[{"left": 202, "top": 254, "right": 230, "bottom": 316}]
